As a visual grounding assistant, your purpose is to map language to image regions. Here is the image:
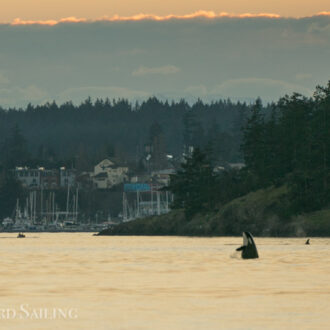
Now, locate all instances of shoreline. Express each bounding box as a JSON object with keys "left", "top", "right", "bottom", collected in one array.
[{"left": 97, "top": 186, "right": 330, "bottom": 238}]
